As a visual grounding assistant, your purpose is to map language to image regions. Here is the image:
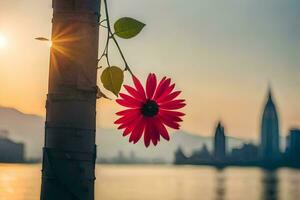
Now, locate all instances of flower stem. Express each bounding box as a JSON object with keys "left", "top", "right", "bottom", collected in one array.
[
  {"left": 111, "top": 35, "right": 134, "bottom": 76},
  {"left": 102, "top": 0, "right": 134, "bottom": 77}
]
